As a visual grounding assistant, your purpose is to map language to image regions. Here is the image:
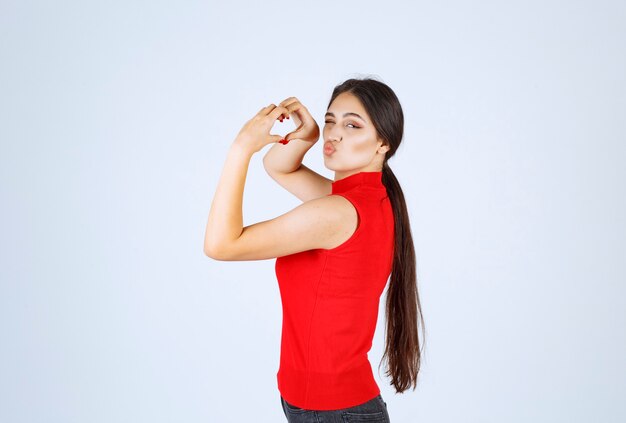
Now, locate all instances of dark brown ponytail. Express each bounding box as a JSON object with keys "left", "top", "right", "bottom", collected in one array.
[{"left": 381, "top": 161, "right": 425, "bottom": 392}]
